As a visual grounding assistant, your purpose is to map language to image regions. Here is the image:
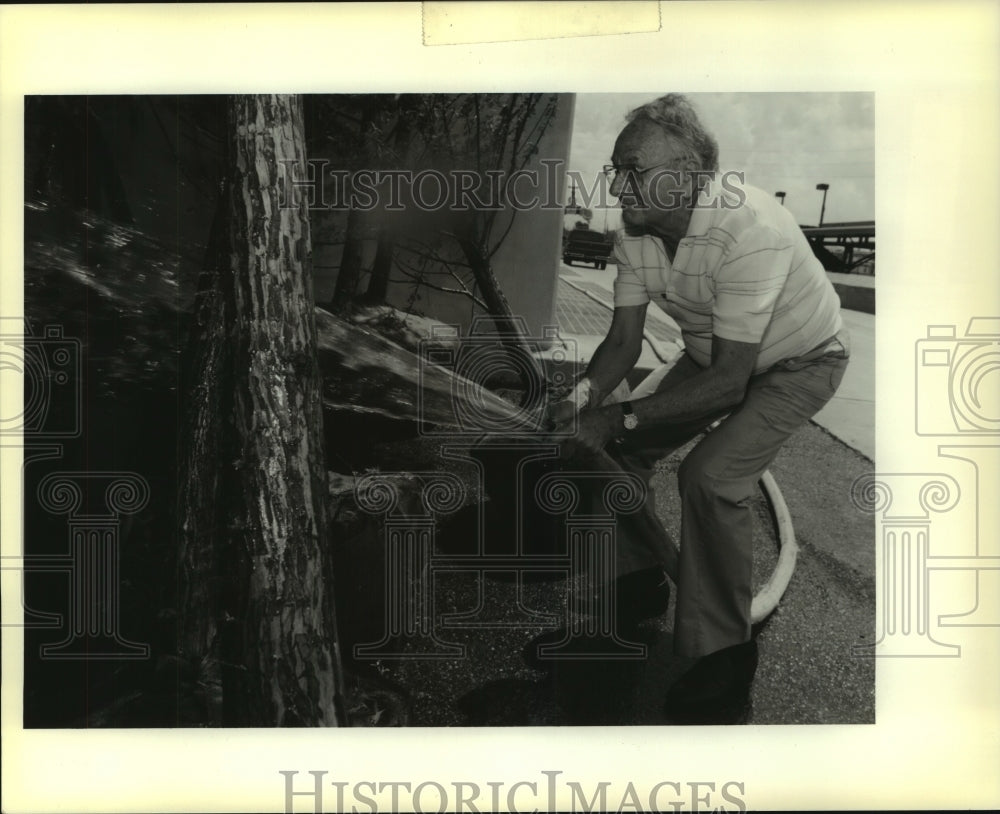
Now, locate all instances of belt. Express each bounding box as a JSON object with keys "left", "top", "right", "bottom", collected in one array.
[
  {"left": 773, "top": 330, "right": 850, "bottom": 371},
  {"left": 806, "top": 333, "right": 841, "bottom": 357}
]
